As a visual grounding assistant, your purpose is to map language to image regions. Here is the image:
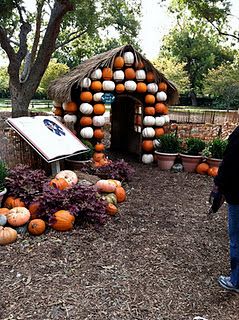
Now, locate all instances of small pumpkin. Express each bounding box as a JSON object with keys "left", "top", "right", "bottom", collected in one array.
[
  {"left": 93, "top": 92, "right": 104, "bottom": 102},
  {"left": 124, "top": 80, "right": 137, "bottom": 92},
  {"left": 125, "top": 68, "right": 136, "bottom": 80},
  {"left": 80, "top": 91, "right": 93, "bottom": 103},
  {"left": 155, "top": 127, "right": 165, "bottom": 138},
  {"left": 93, "top": 103, "right": 105, "bottom": 115},
  {"left": 0, "top": 214, "right": 7, "bottom": 226},
  {"left": 4, "top": 196, "right": 25, "bottom": 209},
  {"left": 55, "top": 170, "right": 78, "bottom": 186},
  {"left": 94, "top": 128, "right": 104, "bottom": 140},
  {"left": 196, "top": 163, "right": 210, "bottom": 175},
  {"left": 106, "top": 203, "right": 118, "bottom": 215},
  {"left": 80, "top": 77, "right": 91, "bottom": 88},
  {"left": 146, "top": 71, "right": 155, "bottom": 82},
  {"left": 0, "top": 226, "right": 18, "bottom": 245},
  {"left": 113, "top": 70, "right": 125, "bottom": 82},
  {"left": 142, "top": 140, "right": 154, "bottom": 152},
  {"left": 114, "top": 56, "right": 125, "bottom": 69},
  {"left": 80, "top": 127, "right": 94, "bottom": 139},
  {"left": 147, "top": 83, "right": 158, "bottom": 94},
  {"left": 7, "top": 207, "right": 31, "bottom": 227},
  {"left": 50, "top": 178, "right": 69, "bottom": 190},
  {"left": 93, "top": 152, "right": 105, "bottom": 162},
  {"left": 28, "top": 219, "right": 46, "bottom": 236},
  {"left": 143, "top": 116, "right": 156, "bottom": 126},
  {"left": 102, "top": 67, "right": 113, "bottom": 80},
  {"left": 155, "top": 116, "right": 166, "bottom": 127},
  {"left": 115, "top": 83, "right": 125, "bottom": 93},
  {"left": 142, "top": 127, "right": 155, "bottom": 138},
  {"left": 0, "top": 208, "right": 10, "bottom": 216},
  {"left": 62, "top": 101, "right": 77, "bottom": 113},
  {"left": 145, "top": 94, "right": 155, "bottom": 105},
  {"left": 90, "top": 81, "right": 102, "bottom": 92},
  {"left": 102, "top": 81, "right": 115, "bottom": 91},
  {"left": 51, "top": 210, "right": 75, "bottom": 231},
  {"left": 28, "top": 201, "right": 41, "bottom": 220},
  {"left": 136, "top": 70, "right": 146, "bottom": 82},
  {"left": 95, "top": 180, "right": 116, "bottom": 193},
  {"left": 90, "top": 68, "right": 102, "bottom": 80},
  {"left": 156, "top": 91, "right": 167, "bottom": 102},
  {"left": 142, "top": 154, "right": 154, "bottom": 164},
  {"left": 136, "top": 82, "right": 147, "bottom": 93},
  {"left": 95, "top": 143, "right": 105, "bottom": 152},
  {"left": 144, "top": 106, "right": 155, "bottom": 116},
  {"left": 114, "top": 186, "right": 126, "bottom": 203},
  {"left": 155, "top": 103, "right": 168, "bottom": 115},
  {"left": 92, "top": 115, "right": 105, "bottom": 127},
  {"left": 158, "top": 82, "right": 168, "bottom": 91},
  {"left": 80, "top": 116, "right": 93, "bottom": 127},
  {"left": 79, "top": 103, "right": 93, "bottom": 115},
  {"left": 123, "top": 51, "right": 134, "bottom": 66},
  {"left": 207, "top": 166, "right": 218, "bottom": 177}
]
